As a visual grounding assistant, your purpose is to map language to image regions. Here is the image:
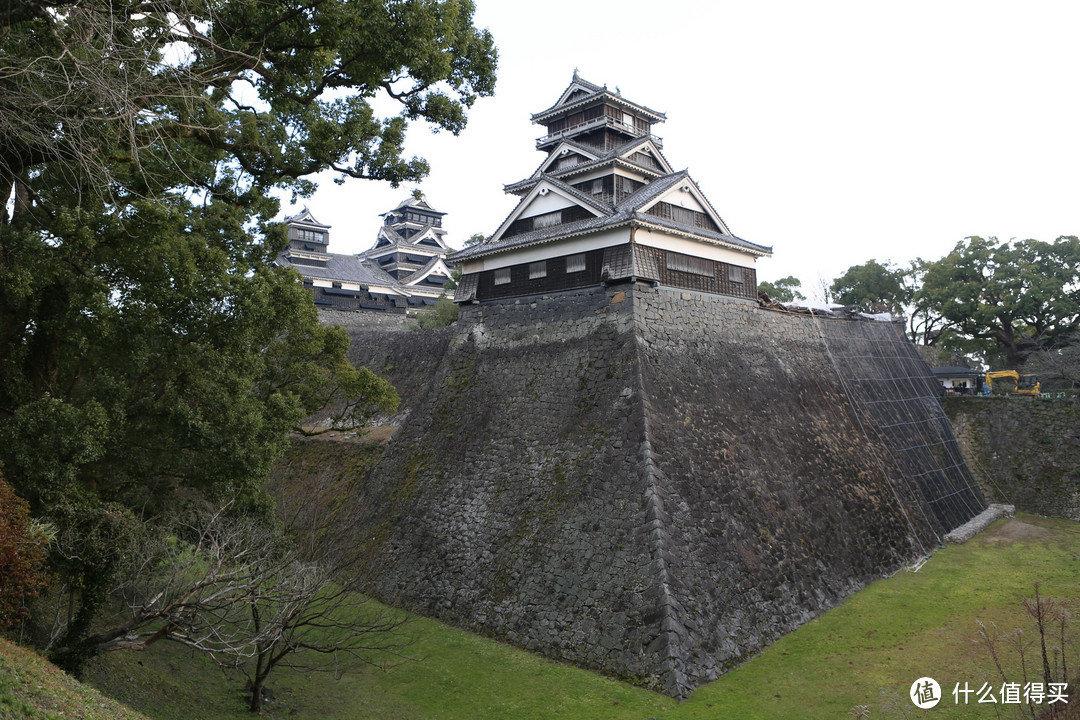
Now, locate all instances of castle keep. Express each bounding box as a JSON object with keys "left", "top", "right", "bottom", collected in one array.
[
  {"left": 450, "top": 73, "right": 771, "bottom": 303},
  {"left": 340, "top": 76, "right": 986, "bottom": 698}
]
